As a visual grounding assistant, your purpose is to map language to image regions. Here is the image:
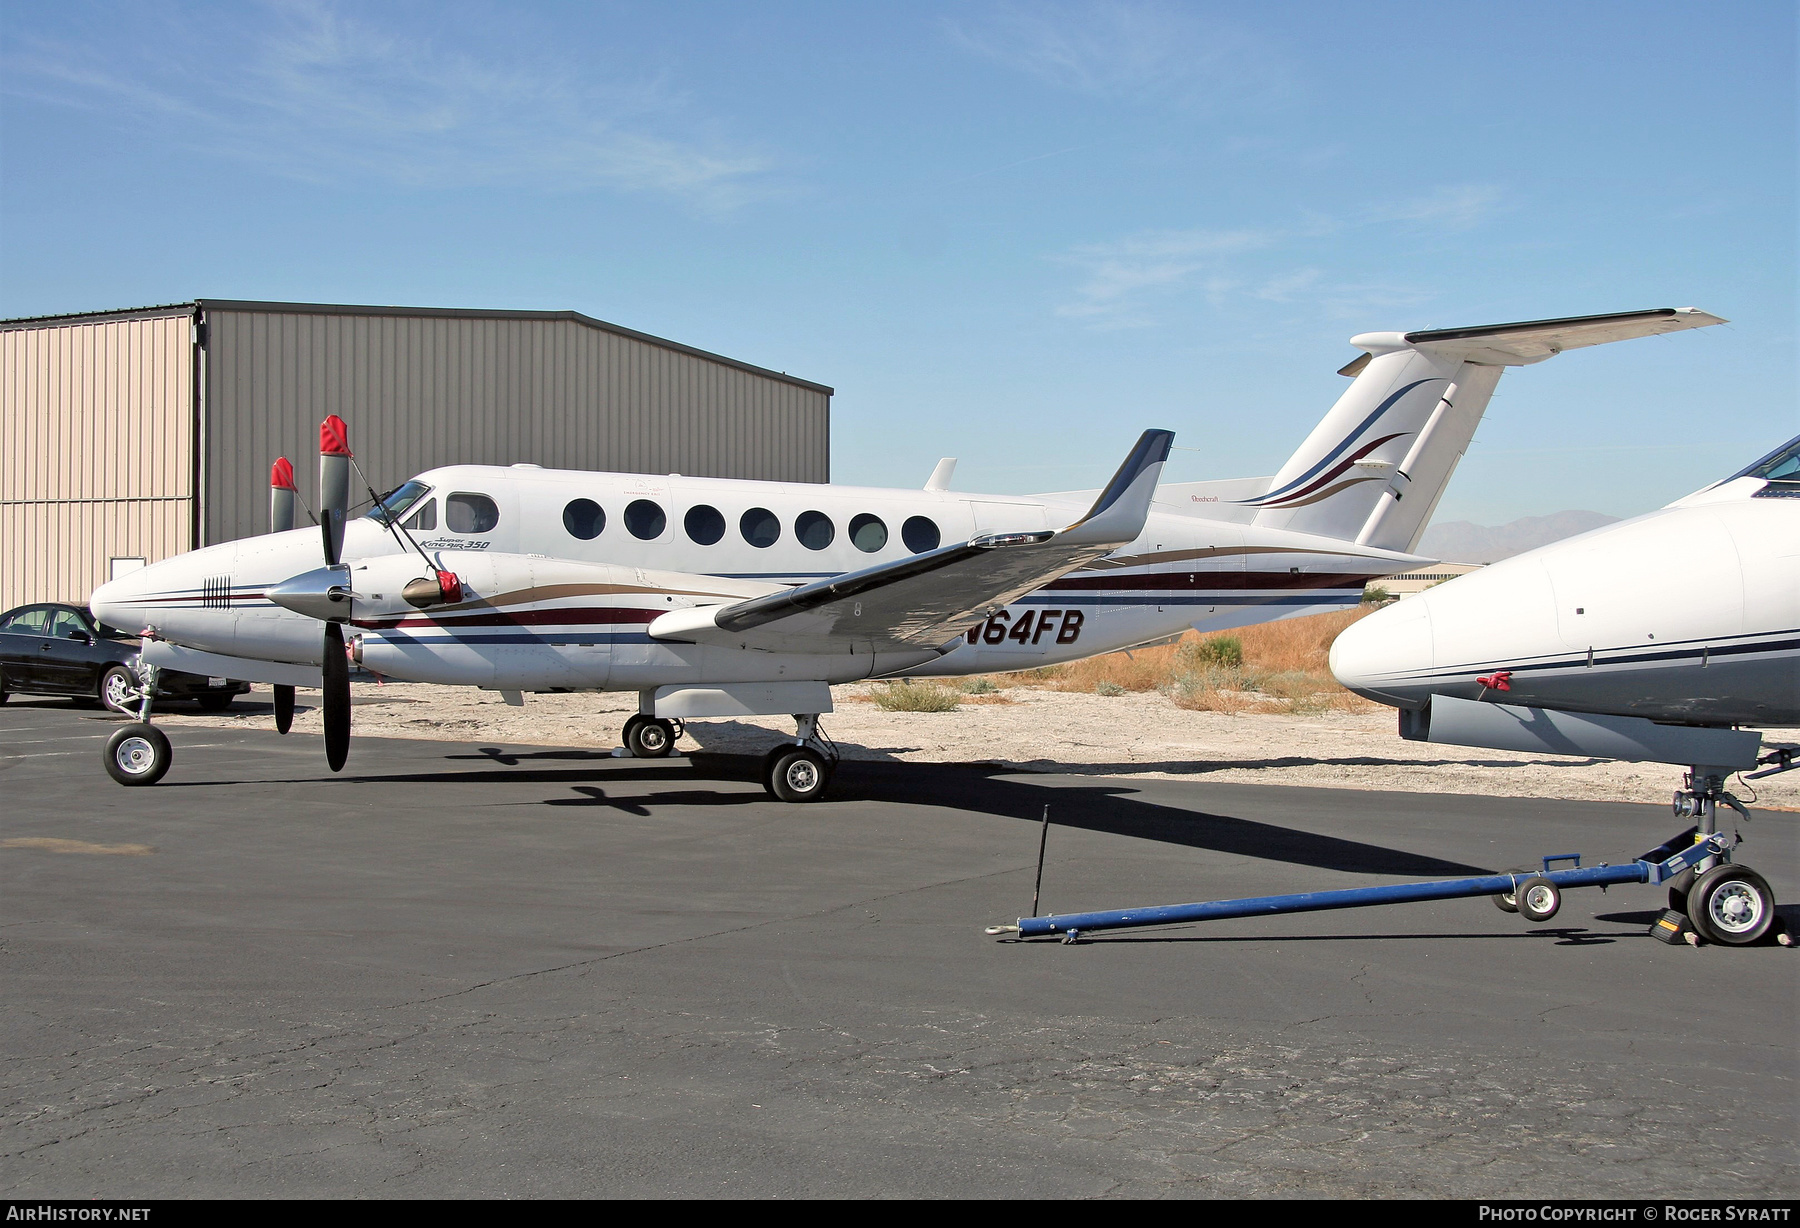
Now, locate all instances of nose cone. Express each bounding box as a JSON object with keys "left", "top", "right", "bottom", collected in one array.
[
  {"left": 90, "top": 568, "right": 159, "bottom": 635},
  {"left": 1330, "top": 597, "right": 1436, "bottom": 708}
]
